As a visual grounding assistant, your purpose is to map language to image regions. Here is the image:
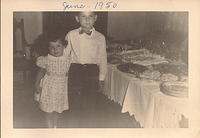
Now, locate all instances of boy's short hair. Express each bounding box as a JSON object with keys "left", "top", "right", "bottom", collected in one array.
[{"left": 75, "top": 11, "right": 97, "bottom": 16}]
